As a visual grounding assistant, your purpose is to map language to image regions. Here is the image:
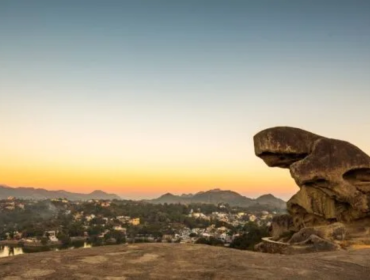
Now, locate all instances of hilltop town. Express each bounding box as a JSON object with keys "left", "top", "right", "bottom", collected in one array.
[{"left": 0, "top": 196, "right": 281, "bottom": 251}]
